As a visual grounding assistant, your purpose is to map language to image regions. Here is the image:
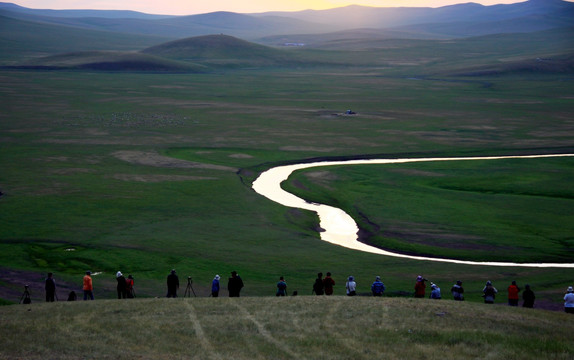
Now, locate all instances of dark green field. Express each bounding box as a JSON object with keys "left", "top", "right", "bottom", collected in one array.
[{"left": 1, "top": 4, "right": 574, "bottom": 313}]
